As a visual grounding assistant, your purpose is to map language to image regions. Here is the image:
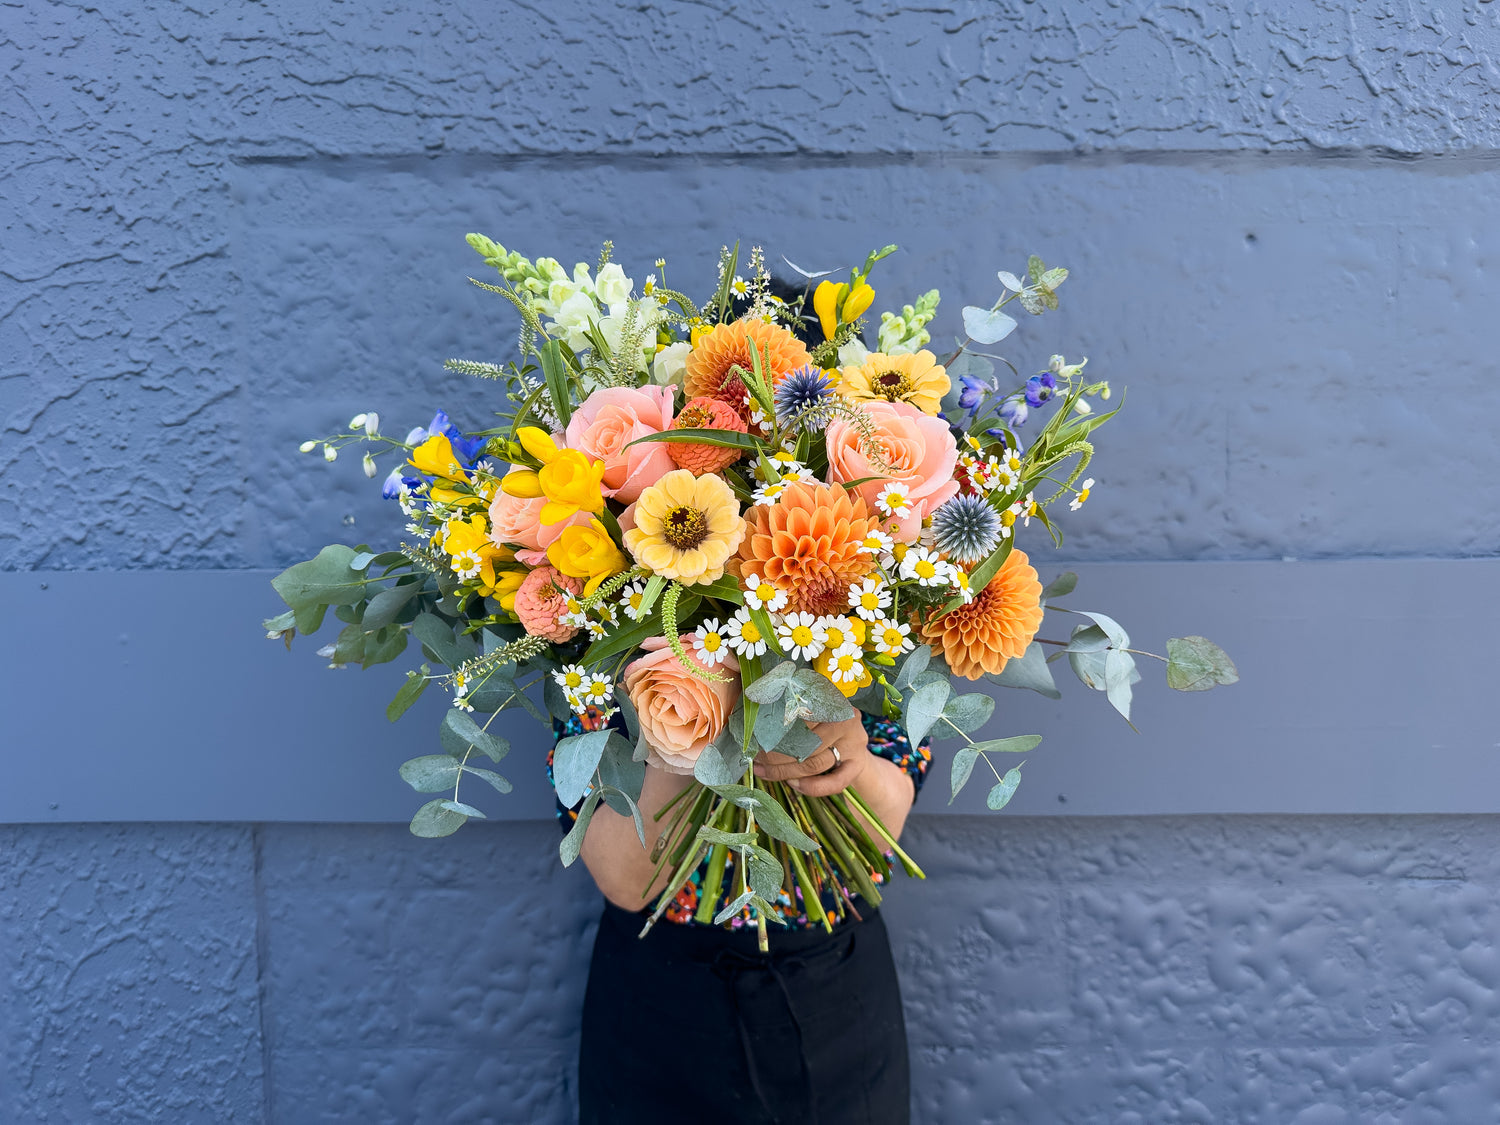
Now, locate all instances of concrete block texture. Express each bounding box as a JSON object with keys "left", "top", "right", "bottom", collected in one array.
[{"left": 12, "top": 817, "right": 1500, "bottom": 1122}]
